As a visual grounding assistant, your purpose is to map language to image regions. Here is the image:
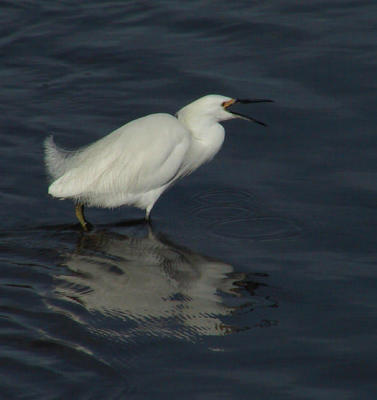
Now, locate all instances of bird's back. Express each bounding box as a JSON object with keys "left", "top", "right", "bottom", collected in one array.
[{"left": 46, "top": 113, "right": 191, "bottom": 208}]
